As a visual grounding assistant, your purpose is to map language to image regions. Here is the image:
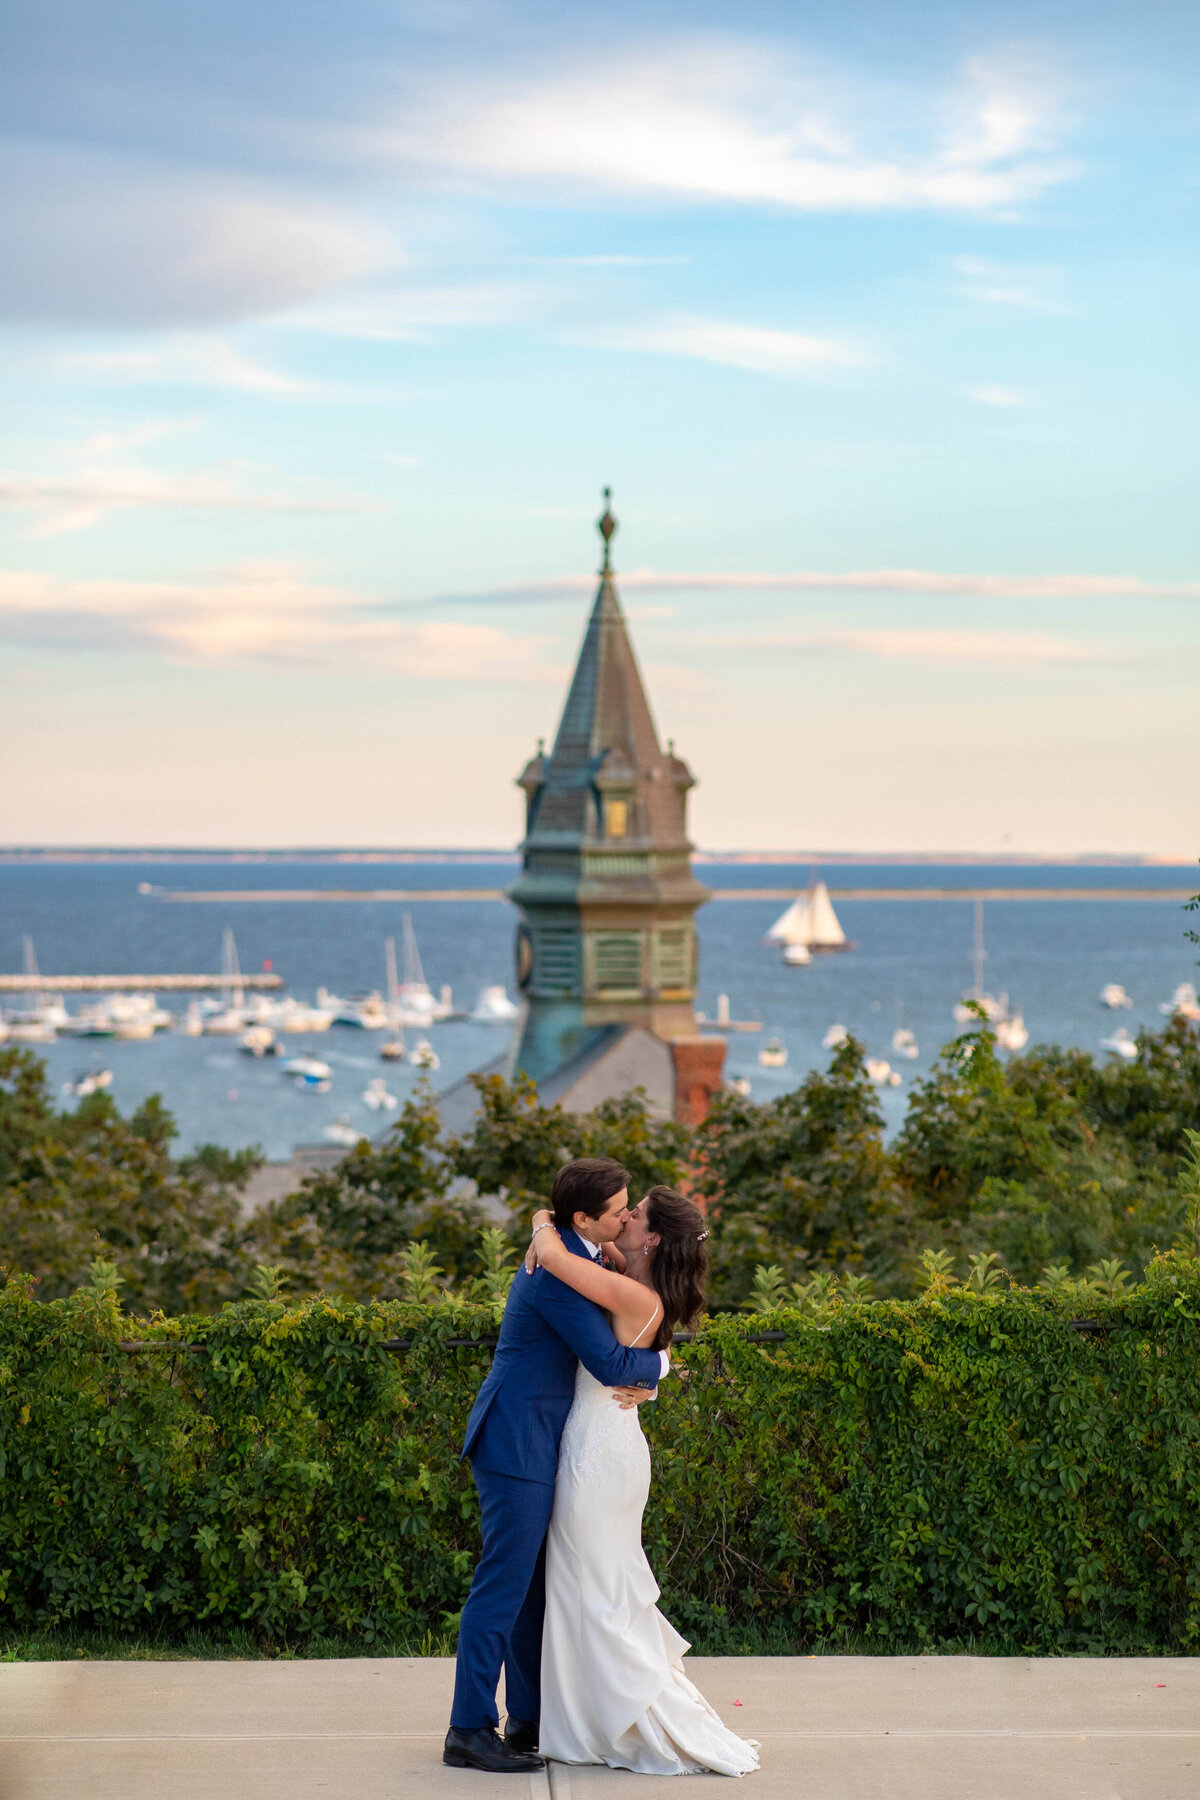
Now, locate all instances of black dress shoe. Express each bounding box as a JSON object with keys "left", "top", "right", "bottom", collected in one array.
[
  {"left": 504, "top": 1718, "right": 539, "bottom": 1754},
  {"left": 443, "top": 1726, "right": 544, "bottom": 1773}
]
